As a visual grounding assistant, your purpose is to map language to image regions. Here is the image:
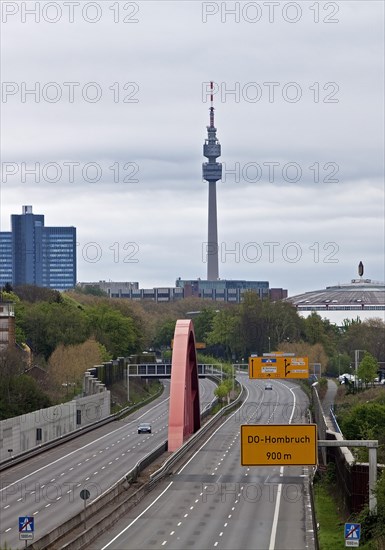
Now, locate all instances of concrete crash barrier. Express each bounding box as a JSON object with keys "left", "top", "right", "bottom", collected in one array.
[{"left": 30, "top": 384, "right": 245, "bottom": 549}]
